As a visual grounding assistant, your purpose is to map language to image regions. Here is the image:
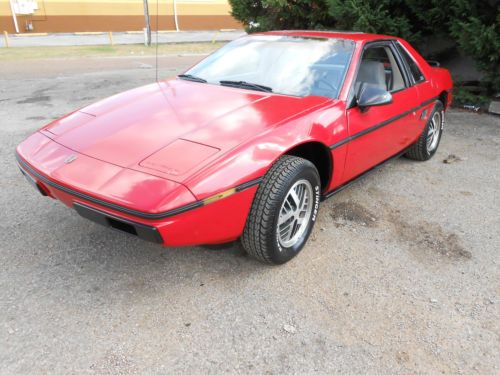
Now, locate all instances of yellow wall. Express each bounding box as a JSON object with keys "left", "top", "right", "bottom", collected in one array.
[
  {"left": 0, "top": 0, "right": 240, "bottom": 33},
  {"left": 0, "top": 0, "right": 234, "bottom": 16}
]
